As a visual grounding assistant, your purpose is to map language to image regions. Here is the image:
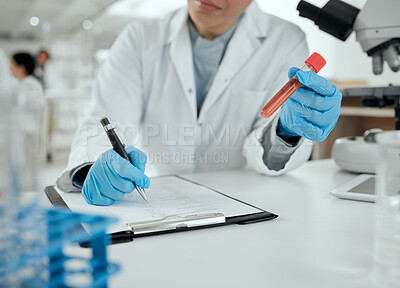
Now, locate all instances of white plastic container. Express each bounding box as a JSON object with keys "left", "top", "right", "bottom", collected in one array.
[{"left": 373, "top": 131, "right": 400, "bottom": 287}]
